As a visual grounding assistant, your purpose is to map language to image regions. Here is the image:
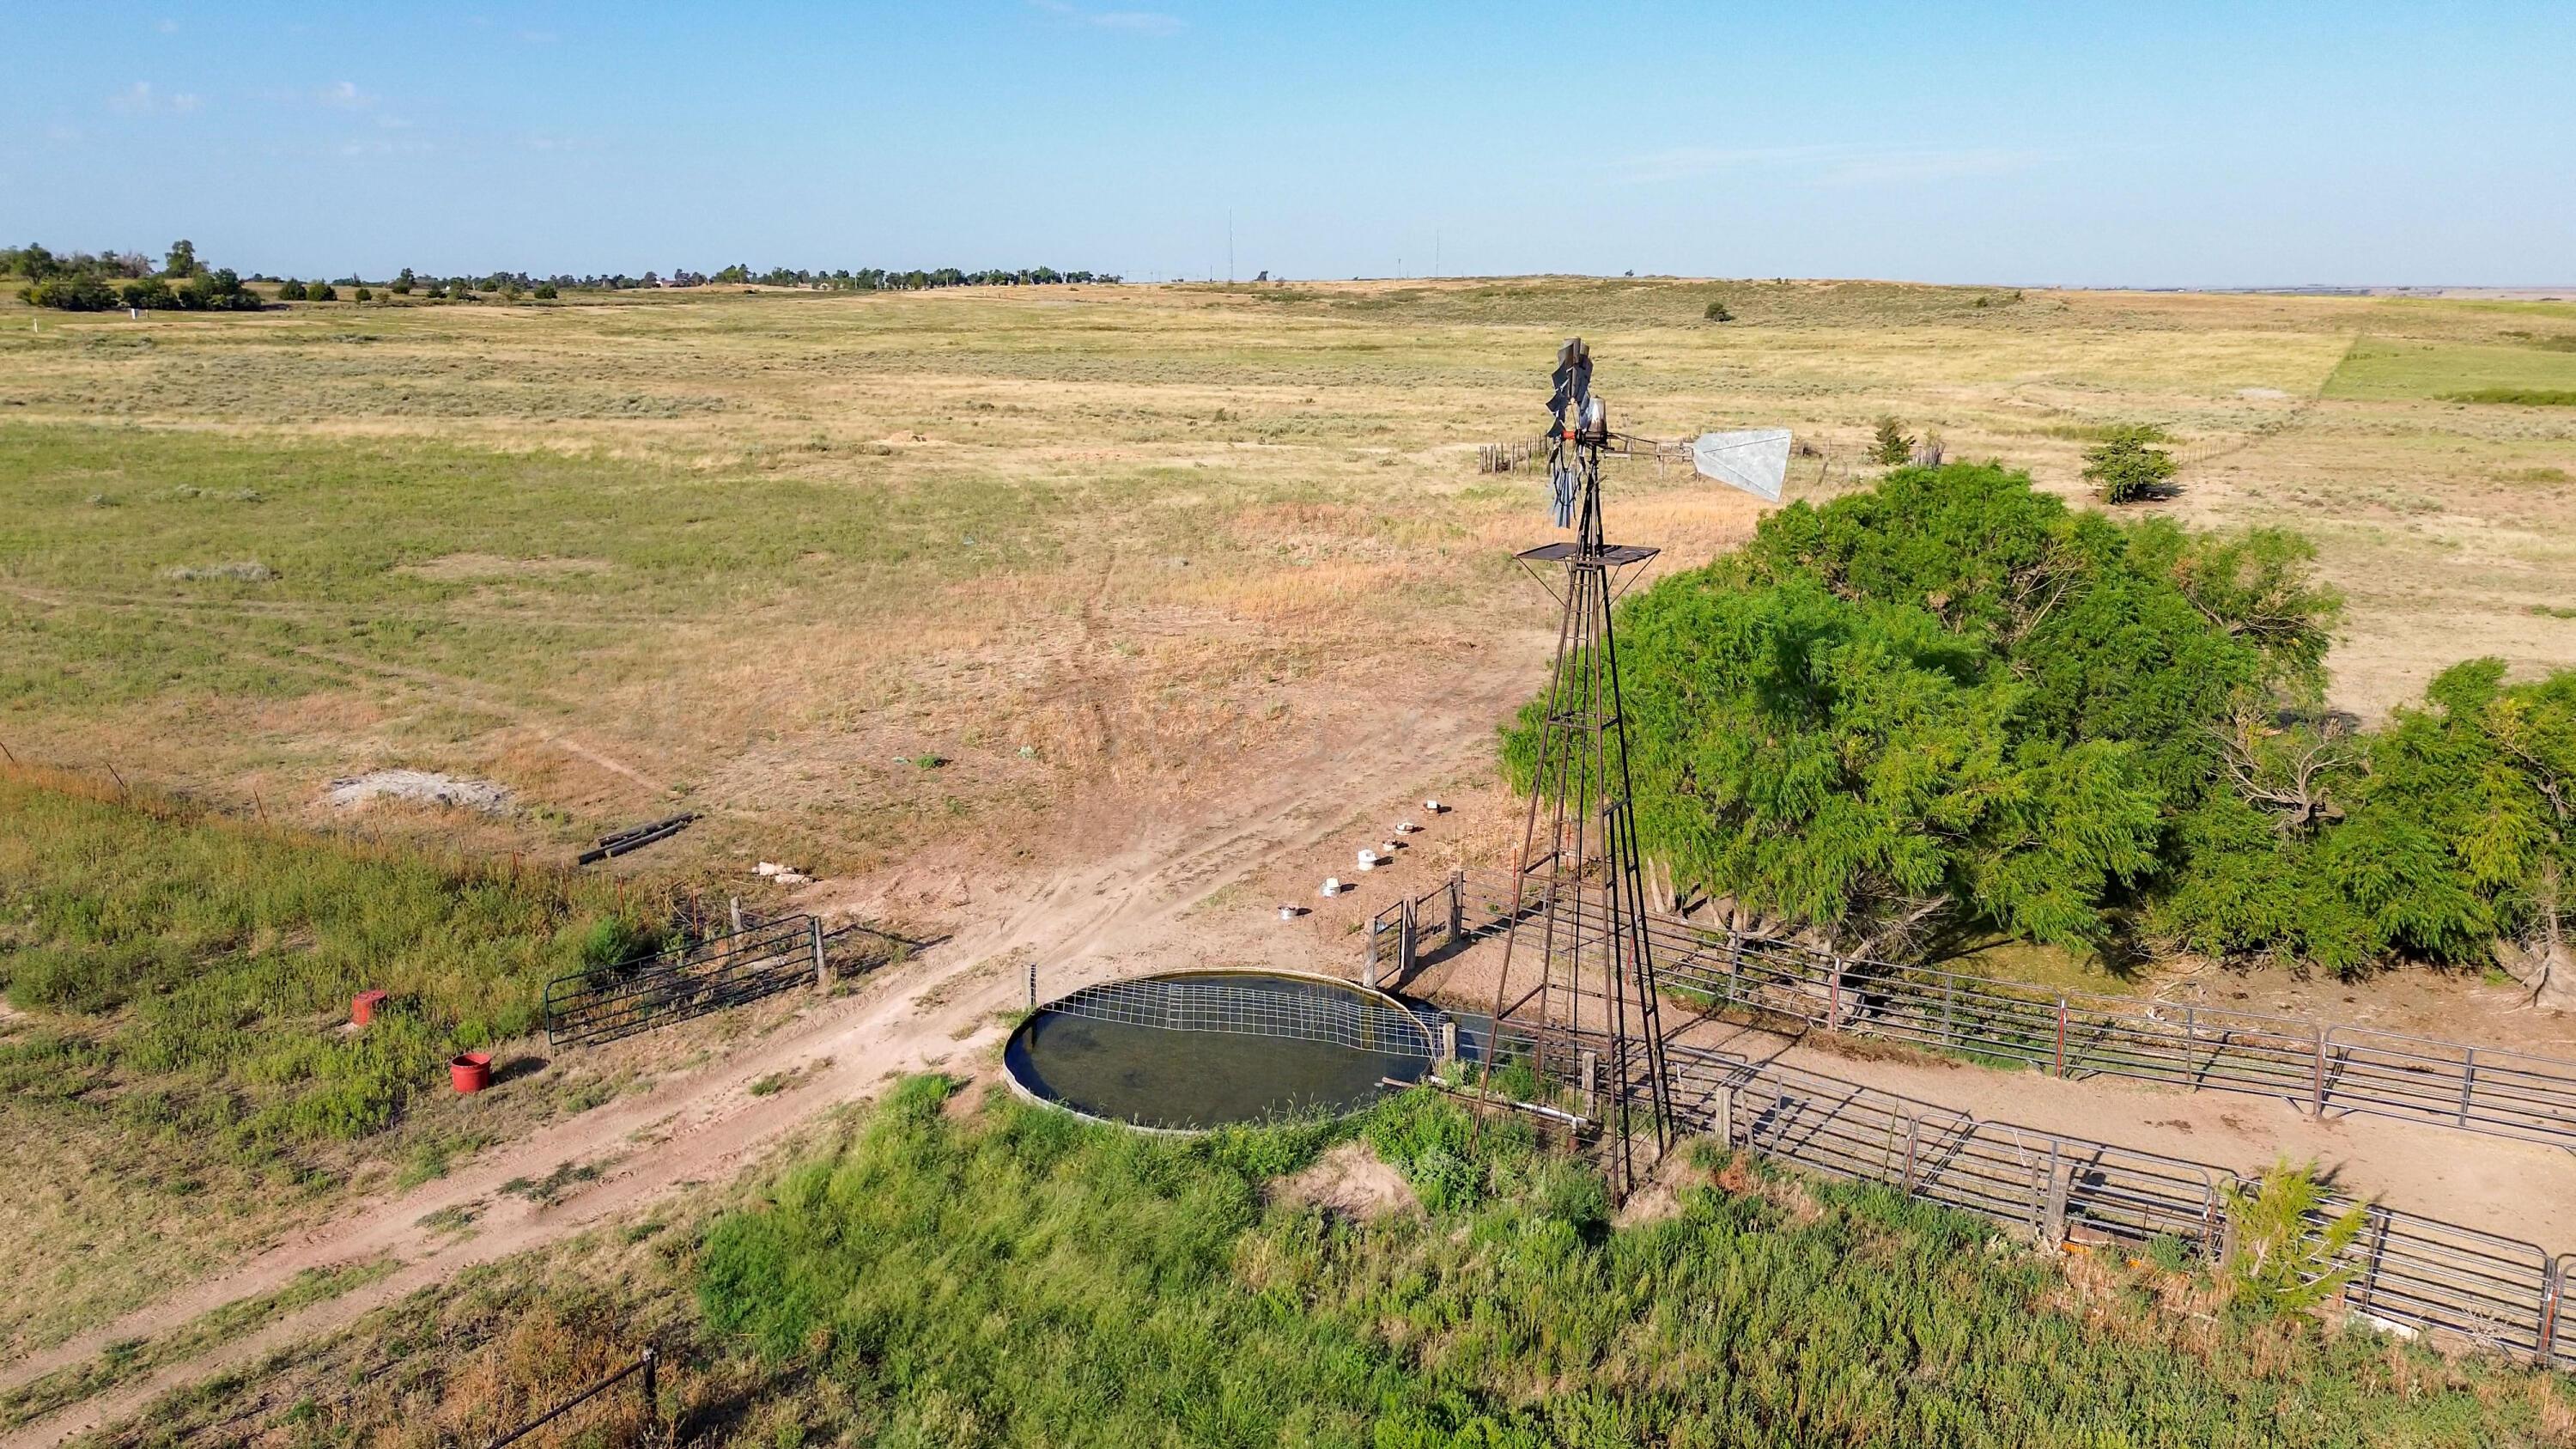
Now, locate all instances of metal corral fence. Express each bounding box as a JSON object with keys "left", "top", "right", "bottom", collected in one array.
[
  {"left": 1045, "top": 974, "right": 1436, "bottom": 1058},
  {"left": 544, "top": 914, "right": 842, "bottom": 1049},
  {"left": 1372, "top": 869, "right": 2576, "bottom": 1149},
  {"left": 1431, "top": 1019, "right": 2575, "bottom": 1371}
]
